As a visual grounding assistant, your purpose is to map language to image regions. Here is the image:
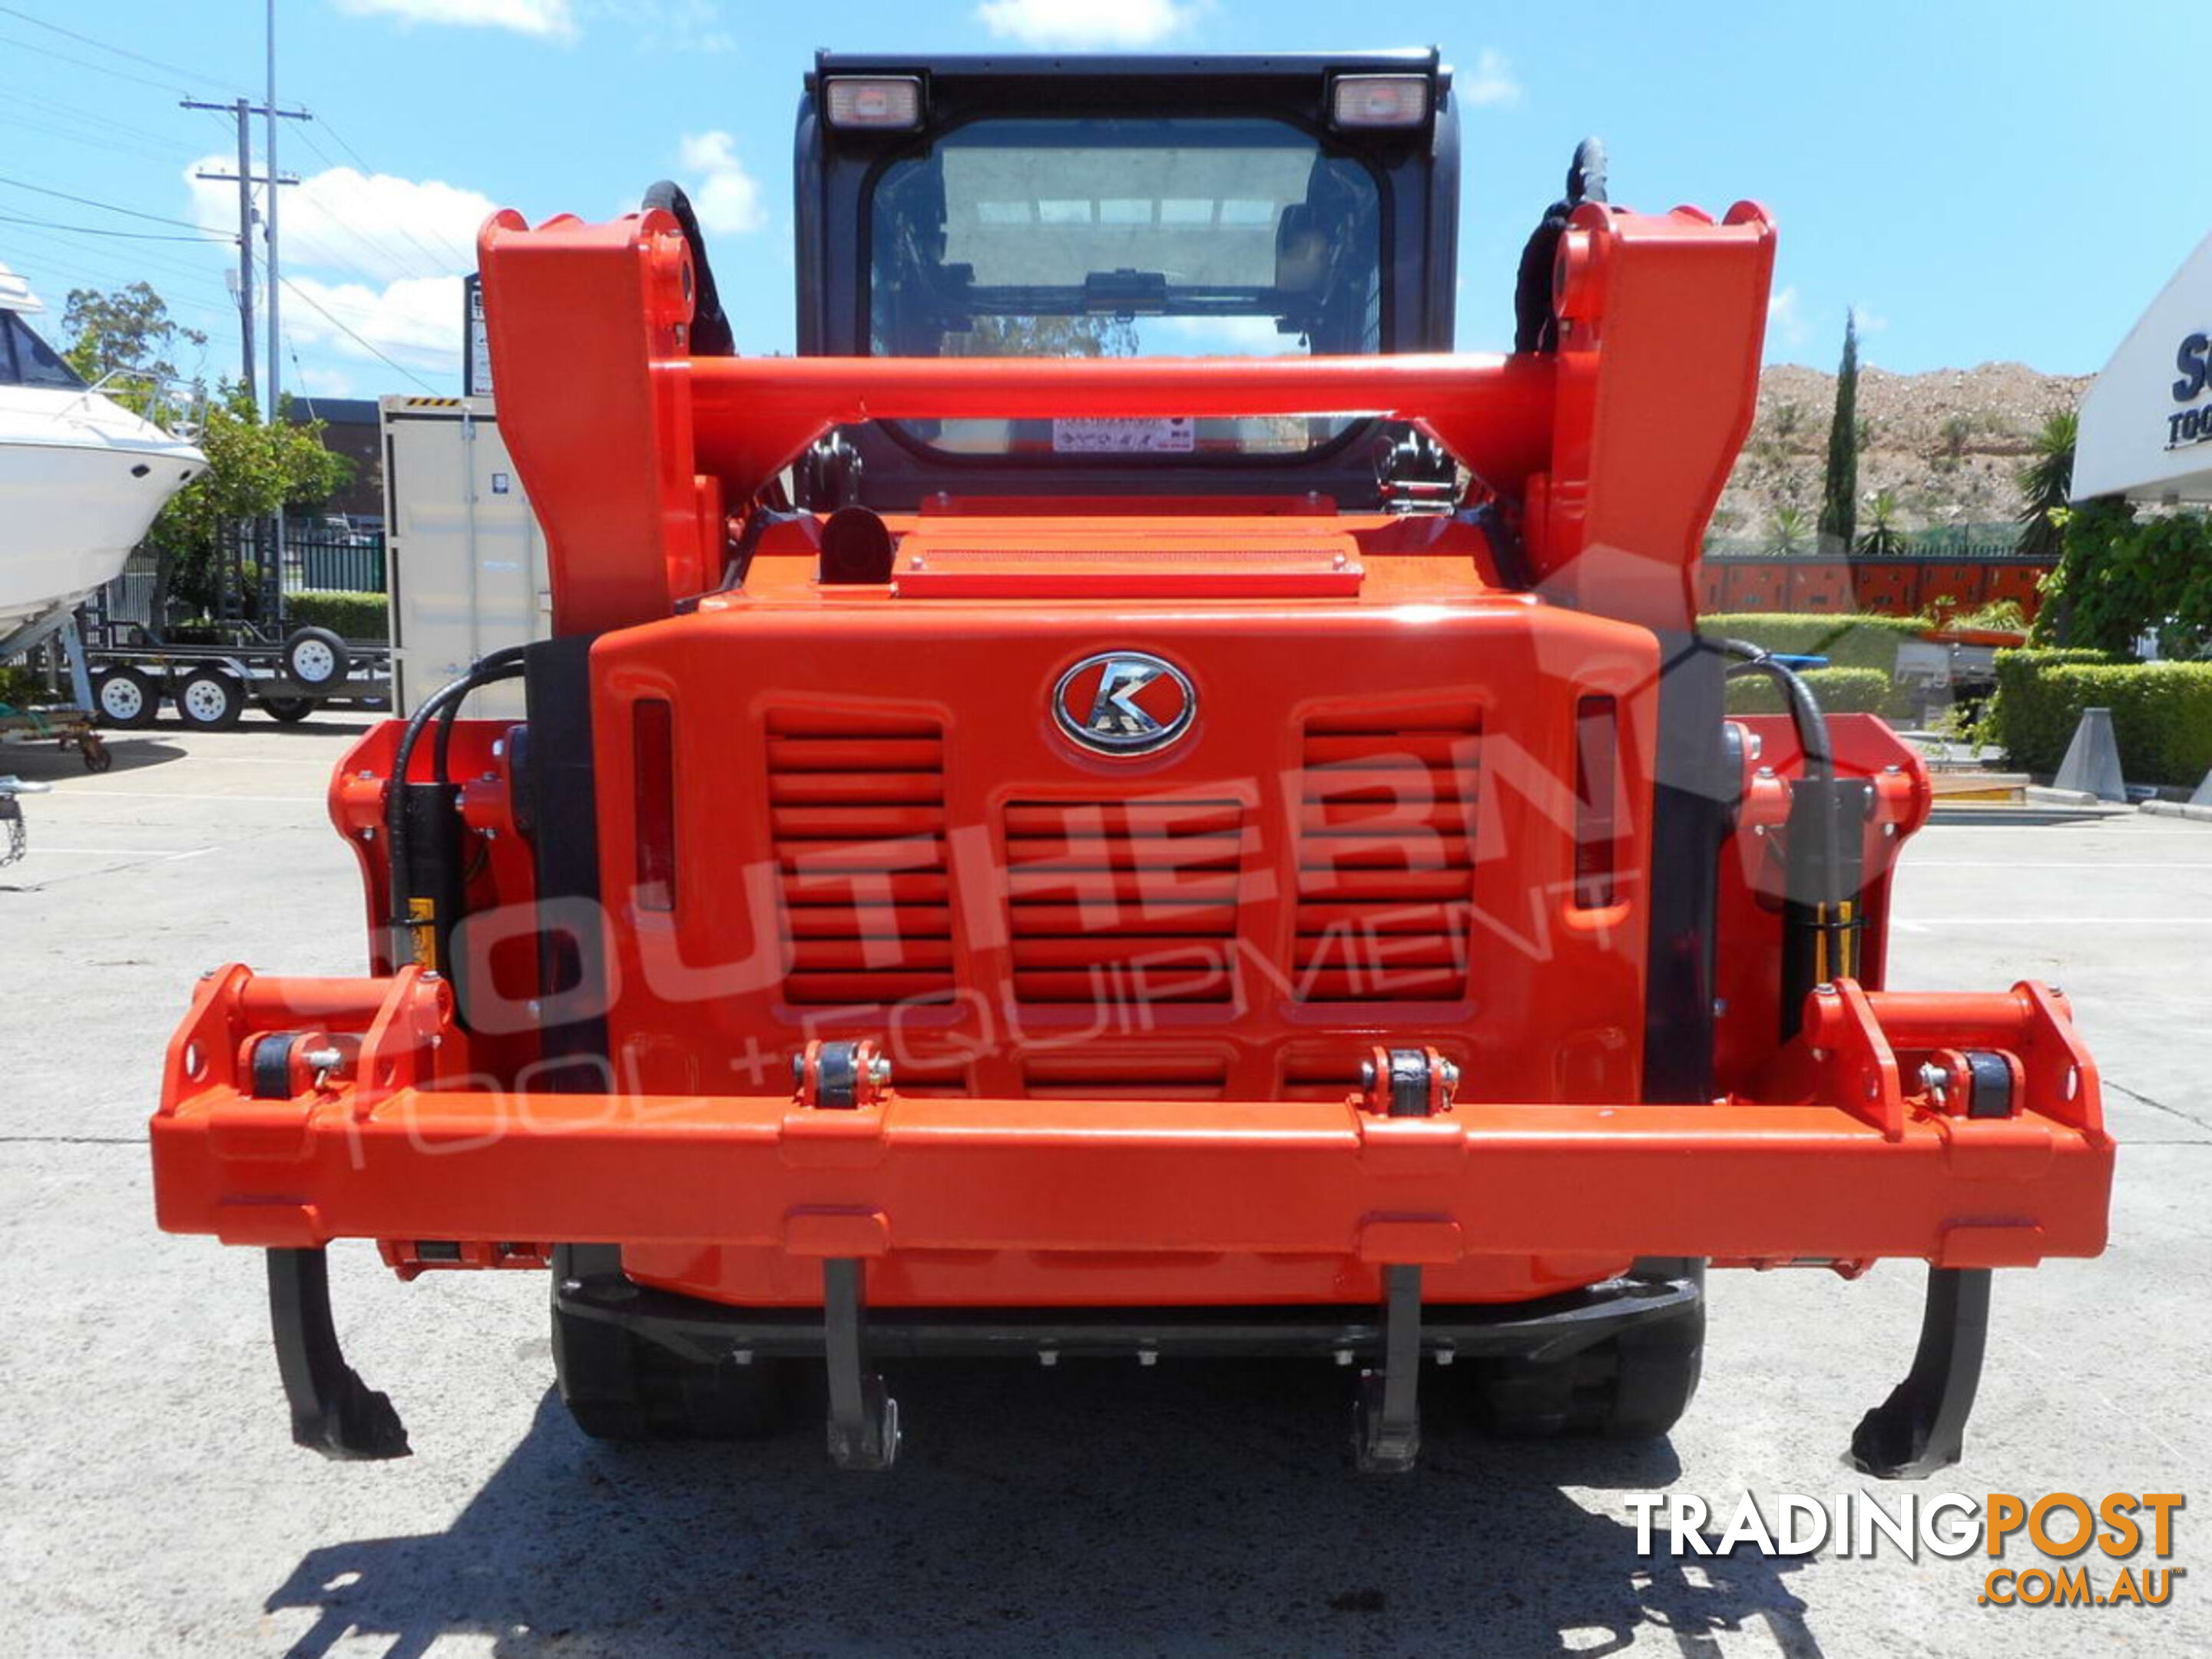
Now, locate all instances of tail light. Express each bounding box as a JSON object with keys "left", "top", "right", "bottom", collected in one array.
[
  {"left": 633, "top": 698, "right": 676, "bottom": 912},
  {"left": 1573, "top": 695, "right": 1618, "bottom": 910}
]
